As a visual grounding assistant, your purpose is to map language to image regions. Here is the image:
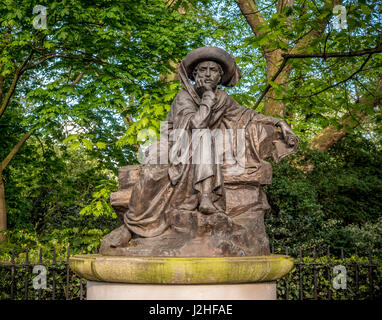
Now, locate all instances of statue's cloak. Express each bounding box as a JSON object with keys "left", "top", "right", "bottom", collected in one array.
[{"left": 122, "top": 88, "right": 297, "bottom": 238}]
